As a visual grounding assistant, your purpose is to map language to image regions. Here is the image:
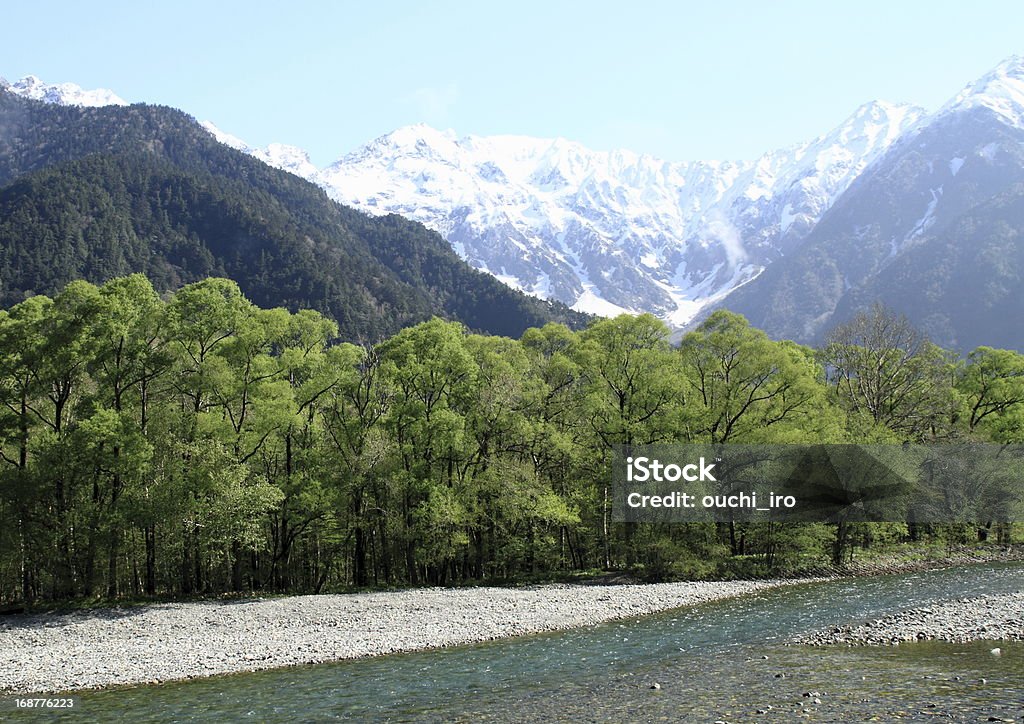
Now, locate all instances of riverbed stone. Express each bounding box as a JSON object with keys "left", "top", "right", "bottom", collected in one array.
[
  {"left": 794, "top": 592, "right": 1024, "bottom": 647},
  {"left": 0, "top": 578, "right": 791, "bottom": 694}
]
